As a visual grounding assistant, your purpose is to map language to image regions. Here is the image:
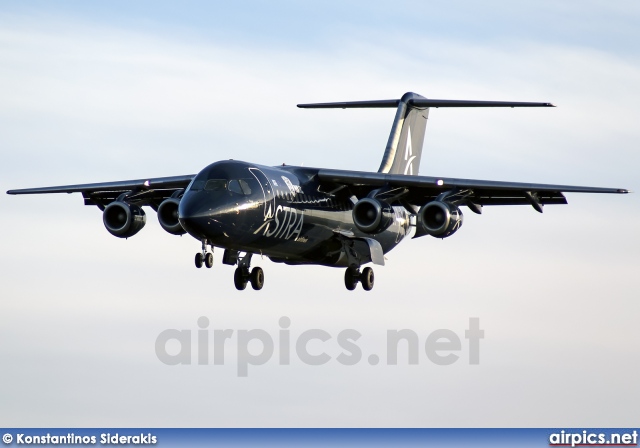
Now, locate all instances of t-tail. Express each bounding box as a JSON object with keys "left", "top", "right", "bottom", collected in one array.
[{"left": 298, "top": 92, "right": 554, "bottom": 176}]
